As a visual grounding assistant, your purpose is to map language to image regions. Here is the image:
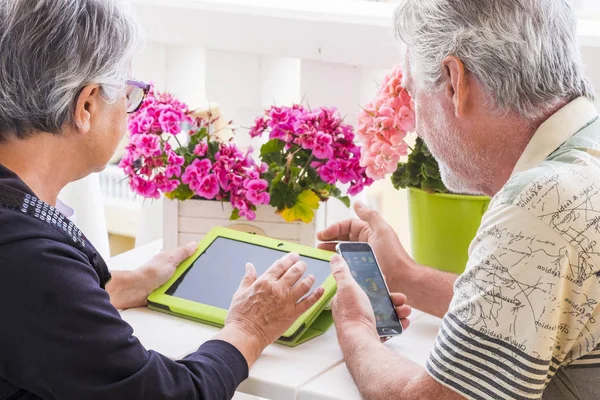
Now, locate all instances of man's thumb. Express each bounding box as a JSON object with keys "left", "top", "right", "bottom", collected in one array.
[{"left": 330, "top": 255, "right": 352, "bottom": 286}]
